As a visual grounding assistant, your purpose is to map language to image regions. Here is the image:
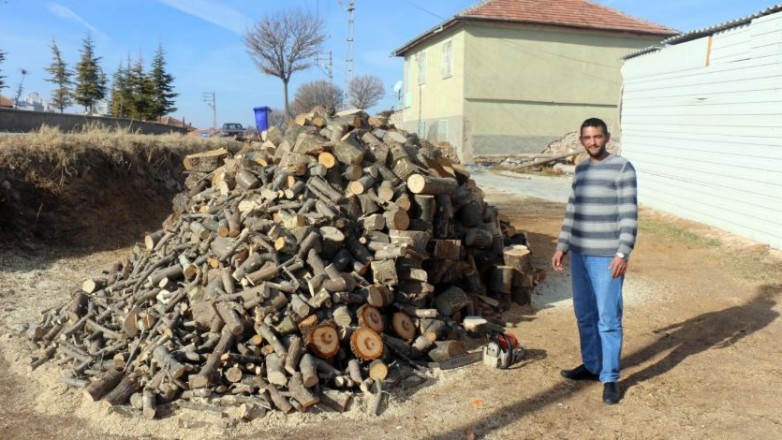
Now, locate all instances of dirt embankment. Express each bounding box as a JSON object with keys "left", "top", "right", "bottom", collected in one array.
[{"left": 0, "top": 129, "right": 233, "bottom": 250}]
